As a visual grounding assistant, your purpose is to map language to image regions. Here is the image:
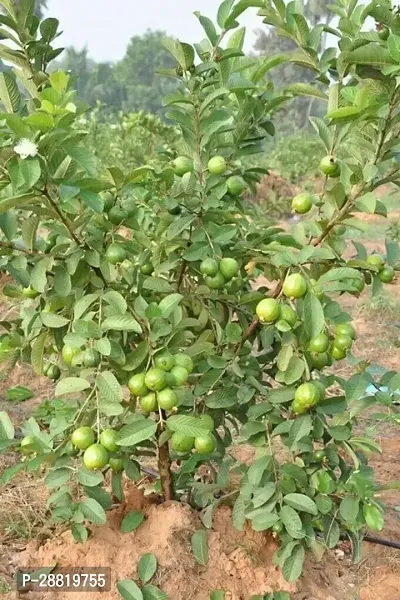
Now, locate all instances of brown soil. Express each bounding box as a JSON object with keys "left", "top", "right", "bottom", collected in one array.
[{"left": 4, "top": 494, "right": 295, "bottom": 600}]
